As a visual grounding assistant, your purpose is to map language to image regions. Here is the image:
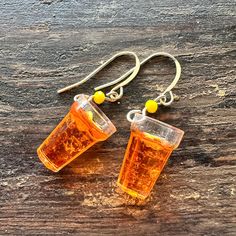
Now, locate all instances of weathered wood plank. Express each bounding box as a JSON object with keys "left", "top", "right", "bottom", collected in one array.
[{"left": 0, "top": 0, "right": 235, "bottom": 235}]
